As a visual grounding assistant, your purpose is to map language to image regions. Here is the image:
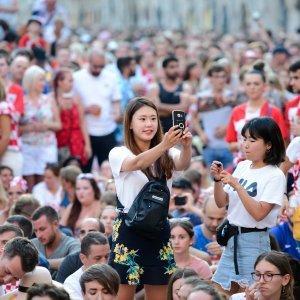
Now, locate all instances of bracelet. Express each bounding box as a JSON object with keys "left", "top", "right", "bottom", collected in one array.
[{"left": 213, "top": 178, "right": 221, "bottom": 182}]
